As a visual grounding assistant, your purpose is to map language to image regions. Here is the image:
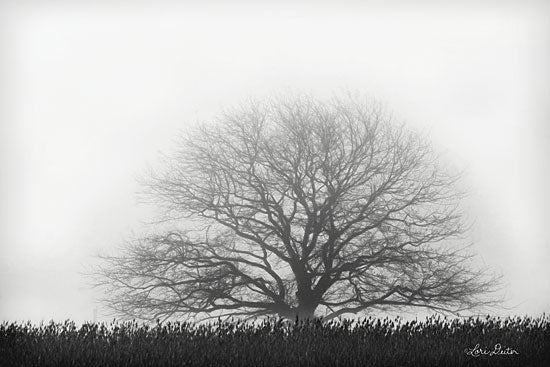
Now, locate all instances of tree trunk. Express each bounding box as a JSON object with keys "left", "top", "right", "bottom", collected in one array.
[
  {"left": 295, "top": 307, "right": 316, "bottom": 320},
  {"left": 289, "top": 301, "right": 318, "bottom": 321},
  {"left": 290, "top": 263, "right": 321, "bottom": 320}
]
